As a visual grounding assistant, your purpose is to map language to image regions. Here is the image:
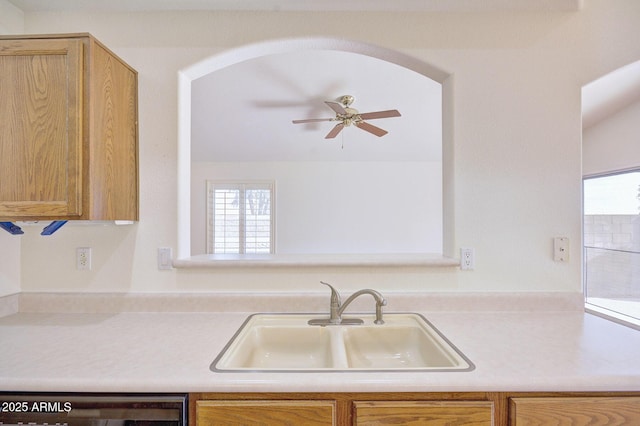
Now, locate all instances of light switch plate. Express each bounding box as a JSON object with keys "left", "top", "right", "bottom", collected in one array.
[{"left": 158, "top": 247, "right": 173, "bottom": 270}]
